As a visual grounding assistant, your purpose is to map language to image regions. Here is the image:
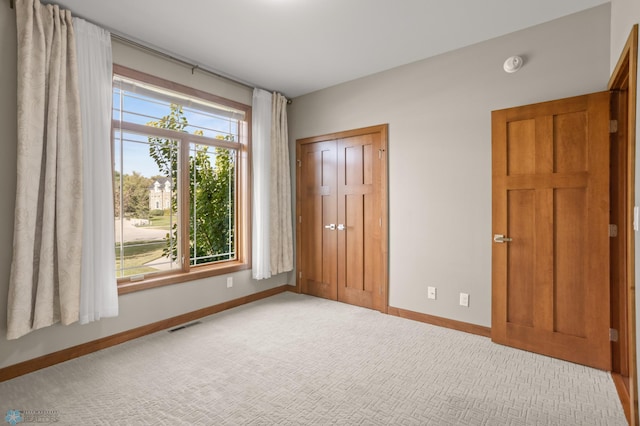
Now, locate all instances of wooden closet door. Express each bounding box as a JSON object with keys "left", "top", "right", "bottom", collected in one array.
[
  {"left": 297, "top": 125, "right": 388, "bottom": 313},
  {"left": 299, "top": 140, "right": 338, "bottom": 300},
  {"left": 337, "top": 133, "right": 385, "bottom": 311}
]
